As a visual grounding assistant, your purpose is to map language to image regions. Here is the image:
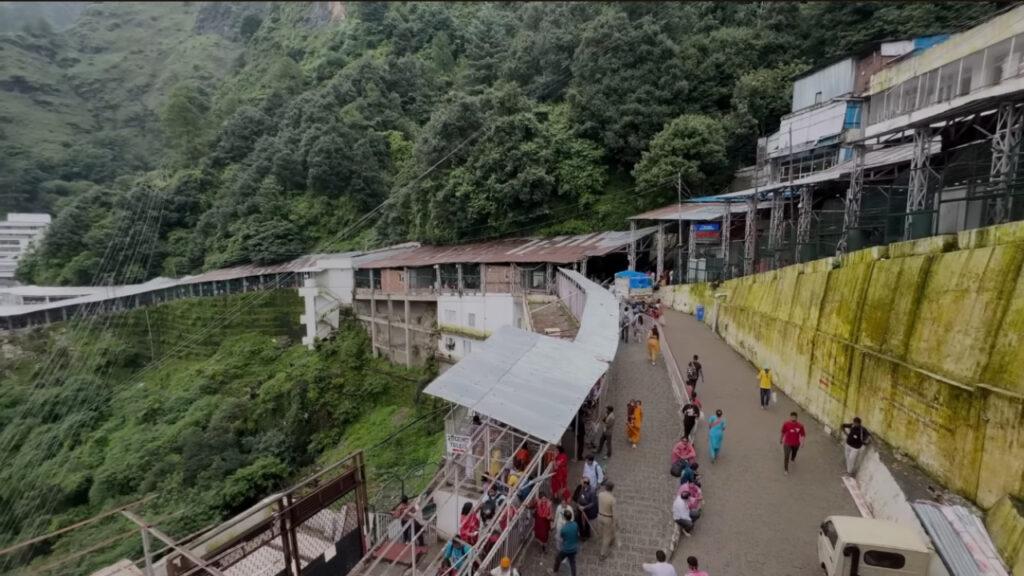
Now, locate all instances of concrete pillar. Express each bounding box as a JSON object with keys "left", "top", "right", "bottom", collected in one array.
[
  {"left": 387, "top": 297, "right": 394, "bottom": 359},
  {"left": 744, "top": 194, "right": 758, "bottom": 276},
  {"left": 434, "top": 265, "right": 441, "bottom": 293},
  {"left": 404, "top": 299, "right": 412, "bottom": 368},
  {"left": 580, "top": 257, "right": 588, "bottom": 277},
  {"left": 545, "top": 263, "right": 553, "bottom": 293},
  {"left": 457, "top": 264, "right": 464, "bottom": 292},
  {"left": 480, "top": 264, "right": 487, "bottom": 294},
  {"left": 369, "top": 294, "right": 378, "bottom": 358}
]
